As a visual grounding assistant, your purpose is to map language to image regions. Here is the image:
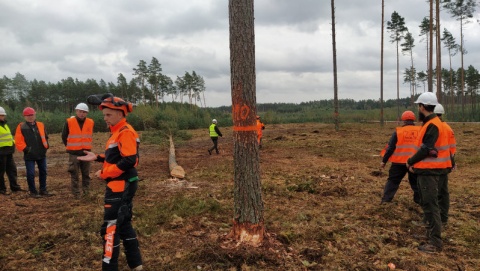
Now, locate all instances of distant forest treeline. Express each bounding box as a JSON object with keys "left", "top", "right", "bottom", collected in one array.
[{"left": 1, "top": 55, "right": 479, "bottom": 135}]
